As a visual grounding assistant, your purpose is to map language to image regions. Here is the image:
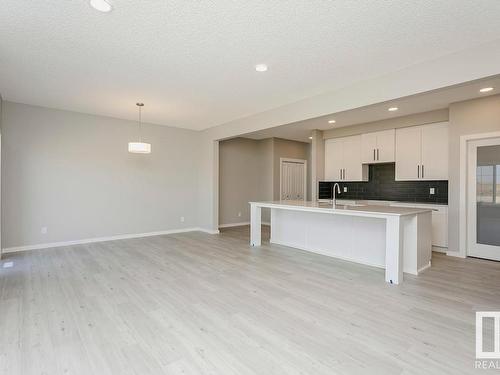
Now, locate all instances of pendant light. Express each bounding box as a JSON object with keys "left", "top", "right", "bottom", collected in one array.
[{"left": 128, "top": 103, "right": 151, "bottom": 154}]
